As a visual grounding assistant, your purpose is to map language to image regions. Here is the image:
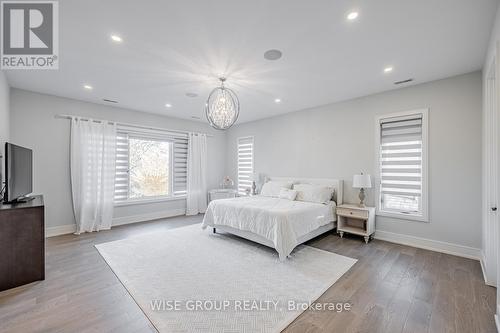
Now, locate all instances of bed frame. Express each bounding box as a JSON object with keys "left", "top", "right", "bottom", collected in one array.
[{"left": 212, "top": 177, "right": 344, "bottom": 255}]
